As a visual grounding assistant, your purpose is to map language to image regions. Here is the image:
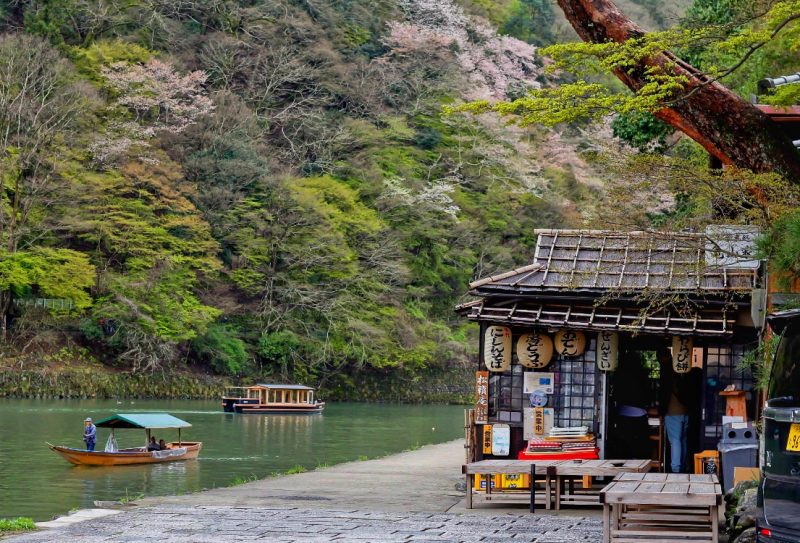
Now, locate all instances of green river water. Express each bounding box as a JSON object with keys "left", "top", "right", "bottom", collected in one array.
[{"left": 0, "top": 399, "right": 466, "bottom": 521}]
